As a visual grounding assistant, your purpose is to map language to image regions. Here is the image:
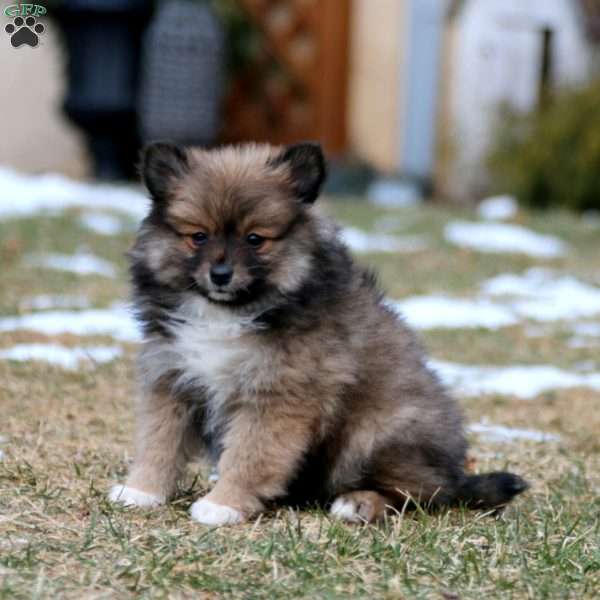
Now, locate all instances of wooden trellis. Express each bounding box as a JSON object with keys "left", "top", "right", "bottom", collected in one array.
[{"left": 222, "top": 0, "right": 350, "bottom": 154}]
